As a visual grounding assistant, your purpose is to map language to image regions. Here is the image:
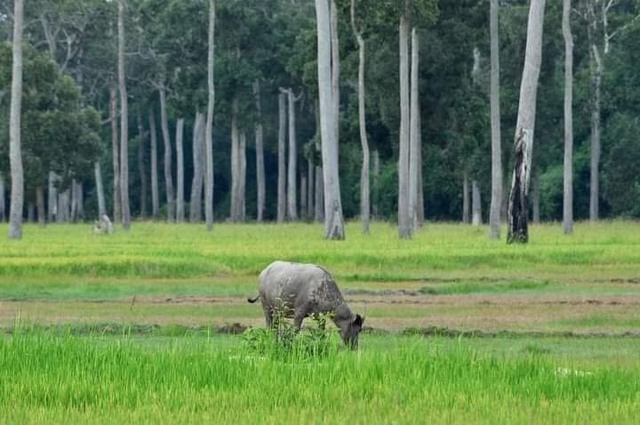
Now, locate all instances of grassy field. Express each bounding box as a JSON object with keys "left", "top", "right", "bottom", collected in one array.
[{"left": 1, "top": 220, "right": 640, "bottom": 423}]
